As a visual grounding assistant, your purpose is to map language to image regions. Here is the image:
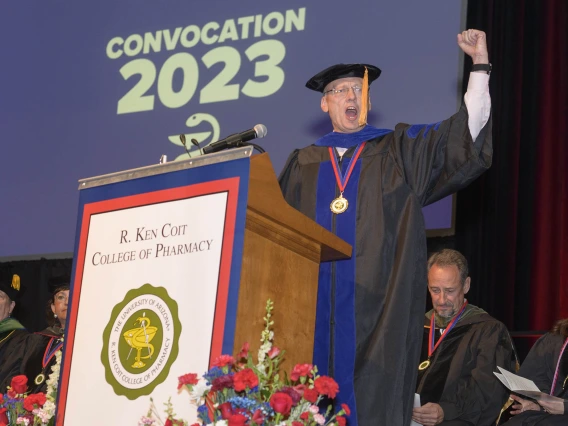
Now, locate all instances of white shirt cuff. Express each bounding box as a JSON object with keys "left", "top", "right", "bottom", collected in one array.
[{"left": 464, "top": 72, "right": 491, "bottom": 141}]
